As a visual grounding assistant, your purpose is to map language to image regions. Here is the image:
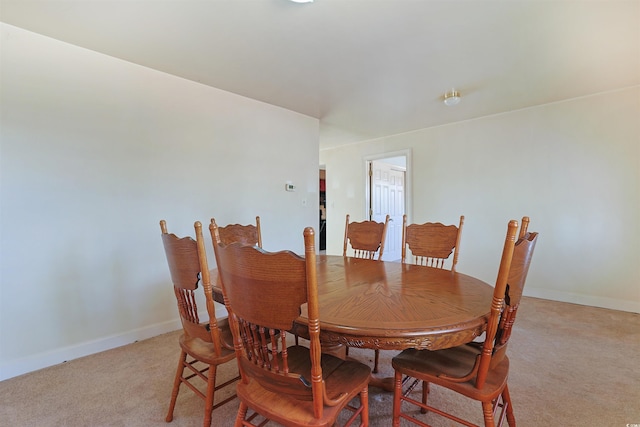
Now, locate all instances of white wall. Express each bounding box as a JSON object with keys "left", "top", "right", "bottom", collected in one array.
[
  {"left": 0, "top": 24, "right": 319, "bottom": 380},
  {"left": 321, "top": 87, "right": 640, "bottom": 314}
]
